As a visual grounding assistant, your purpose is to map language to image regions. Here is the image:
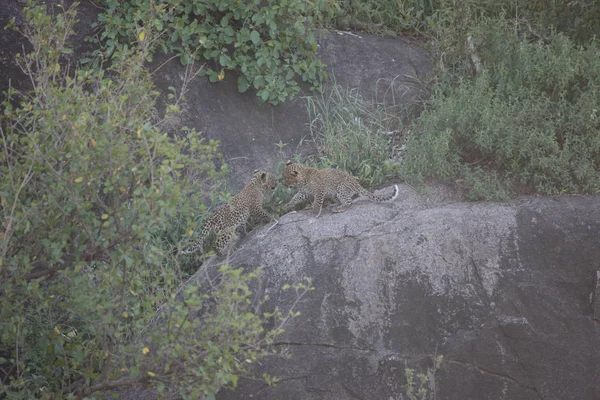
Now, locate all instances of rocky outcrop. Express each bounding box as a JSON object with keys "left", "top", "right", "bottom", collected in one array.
[{"left": 194, "top": 187, "right": 600, "bottom": 400}]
